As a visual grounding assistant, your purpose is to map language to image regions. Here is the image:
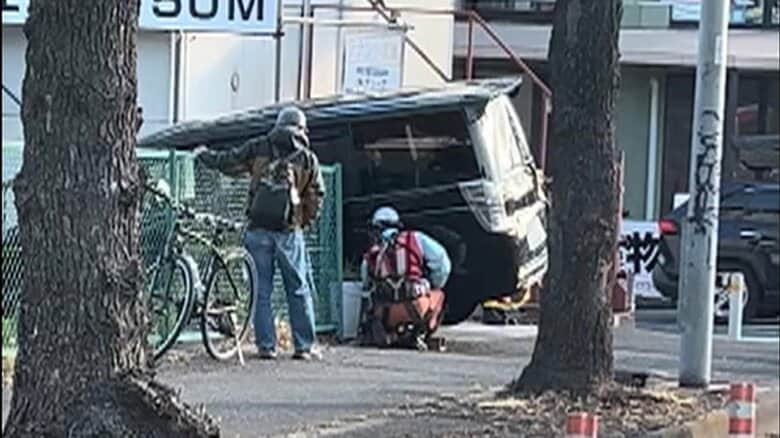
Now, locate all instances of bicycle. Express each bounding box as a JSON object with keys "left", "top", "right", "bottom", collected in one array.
[{"left": 142, "top": 179, "right": 256, "bottom": 363}]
